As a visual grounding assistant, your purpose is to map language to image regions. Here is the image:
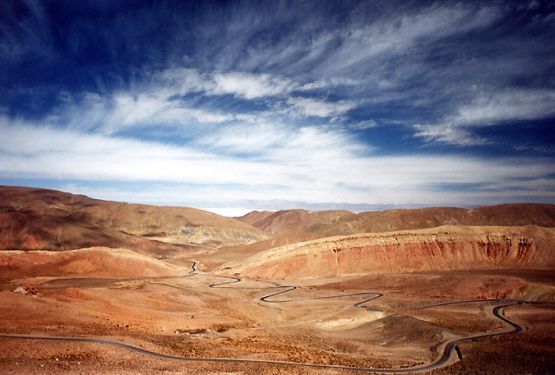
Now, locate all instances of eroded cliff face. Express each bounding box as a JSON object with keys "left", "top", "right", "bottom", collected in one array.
[{"left": 224, "top": 226, "right": 555, "bottom": 279}]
